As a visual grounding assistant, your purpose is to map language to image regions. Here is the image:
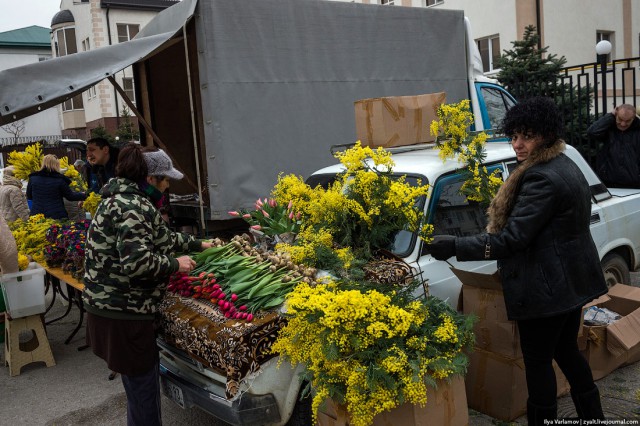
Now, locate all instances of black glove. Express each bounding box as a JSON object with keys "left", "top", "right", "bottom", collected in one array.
[{"left": 425, "top": 235, "right": 457, "bottom": 260}]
